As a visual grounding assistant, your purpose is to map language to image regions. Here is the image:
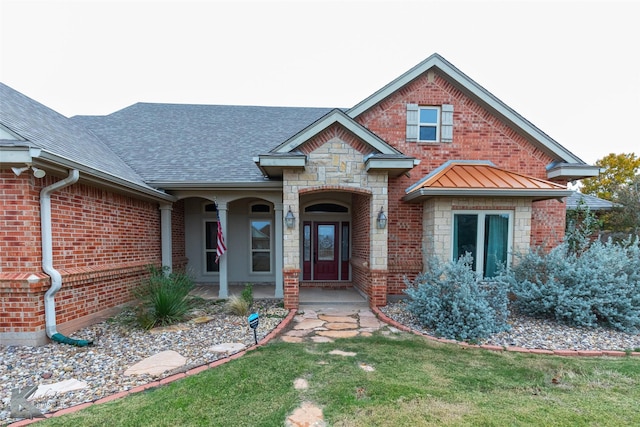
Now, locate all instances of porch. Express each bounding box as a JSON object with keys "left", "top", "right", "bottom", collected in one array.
[{"left": 190, "top": 284, "right": 367, "bottom": 306}]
